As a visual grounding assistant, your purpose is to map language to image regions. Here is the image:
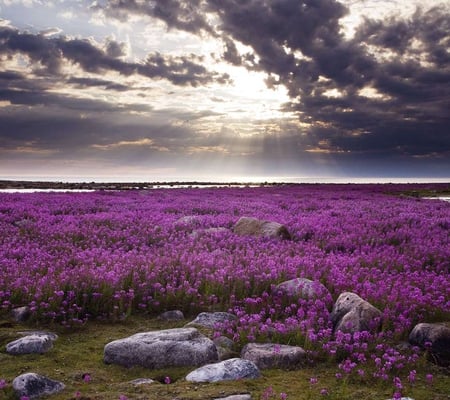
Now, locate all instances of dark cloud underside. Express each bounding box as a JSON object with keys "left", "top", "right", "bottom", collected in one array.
[
  {"left": 100, "top": 0, "right": 450, "bottom": 158},
  {"left": 0, "top": 0, "right": 449, "bottom": 179}
]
